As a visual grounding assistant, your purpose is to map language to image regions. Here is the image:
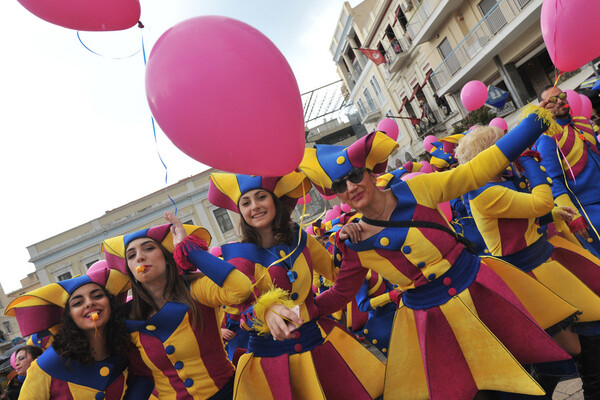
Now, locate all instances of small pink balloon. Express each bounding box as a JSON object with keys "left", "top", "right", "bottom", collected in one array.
[
  {"left": 146, "top": 16, "right": 305, "bottom": 176},
  {"left": 10, "top": 351, "right": 17, "bottom": 370},
  {"left": 401, "top": 172, "right": 423, "bottom": 181},
  {"left": 377, "top": 119, "right": 399, "bottom": 141},
  {"left": 320, "top": 192, "right": 337, "bottom": 201},
  {"left": 564, "top": 90, "right": 582, "bottom": 116},
  {"left": 541, "top": 0, "right": 600, "bottom": 72},
  {"left": 580, "top": 94, "right": 593, "bottom": 120},
  {"left": 461, "top": 80, "right": 488, "bottom": 112},
  {"left": 324, "top": 209, "right": 337, "bottom": 221},
  {"left": 489, "top": 117, "right": 508, "bottom": 132},
  {"left": 340, "top": 203, "right": 352, "bottom": 213},
  {"left": 298, "top": 193, "right": 311, "bottom": 205},
  {"left": 209, "top": 246, "right": 222, "bottom": 257},
  {"left": 17, "top": 0, "right": 140, "bottom": 31},
  {"left": 423, "top": 135, "right": 438, "bottom": 152},
  {"left": 419, "top": 161, "right": 433, "bottom": 174}
]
